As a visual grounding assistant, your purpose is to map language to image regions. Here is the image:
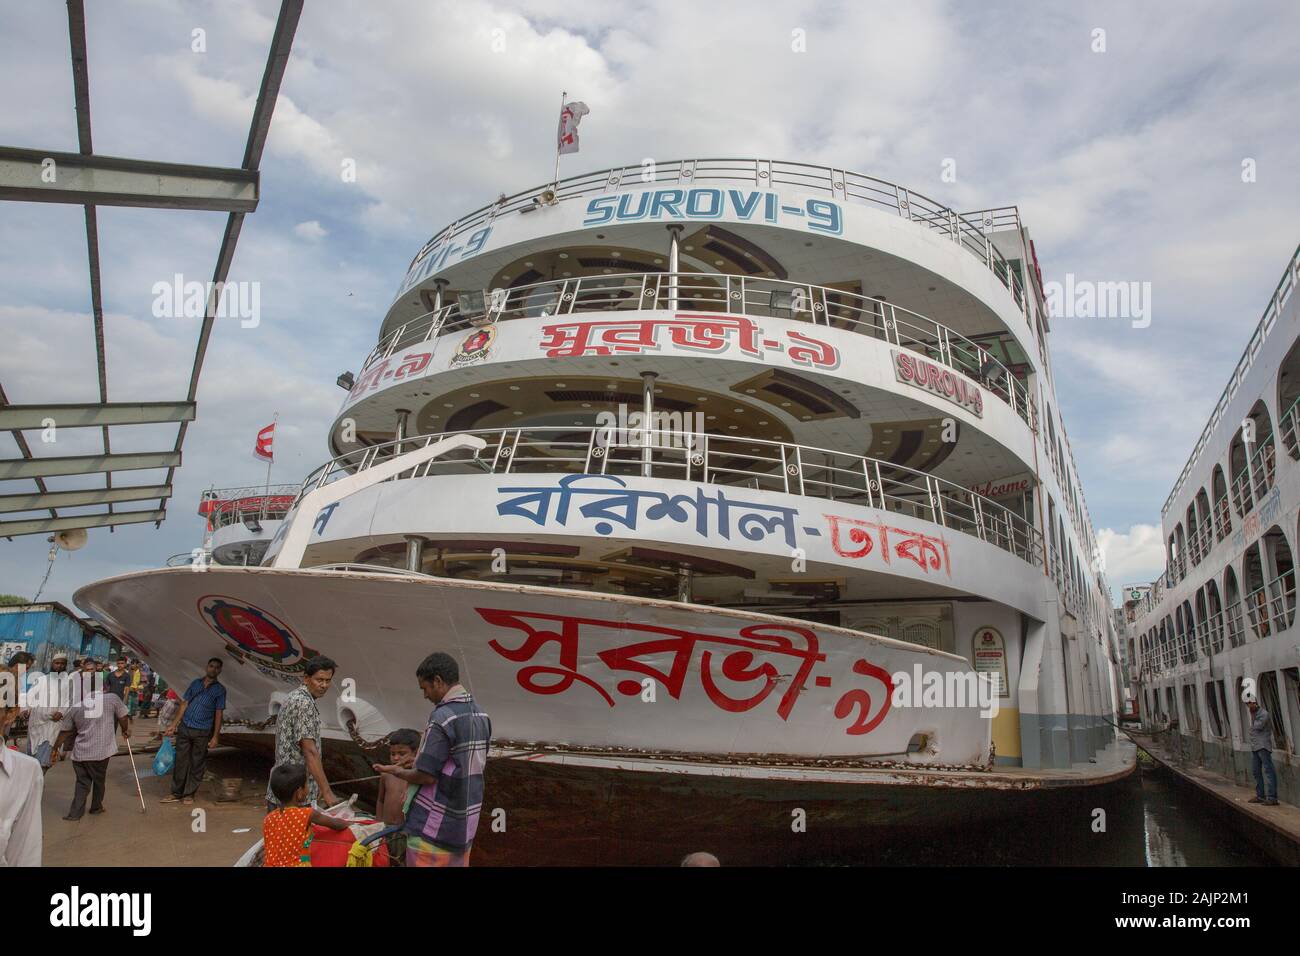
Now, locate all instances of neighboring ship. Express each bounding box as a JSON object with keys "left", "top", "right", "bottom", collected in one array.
[
  {"left": 1122, "top": 242, "right": 1300, "bottom": 807},
  {"left": 163, "top": 484, "right": 299, "bottom": 568},
  {"left": 76, "top": 158, "right": 1132, "bottom": 862}
]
